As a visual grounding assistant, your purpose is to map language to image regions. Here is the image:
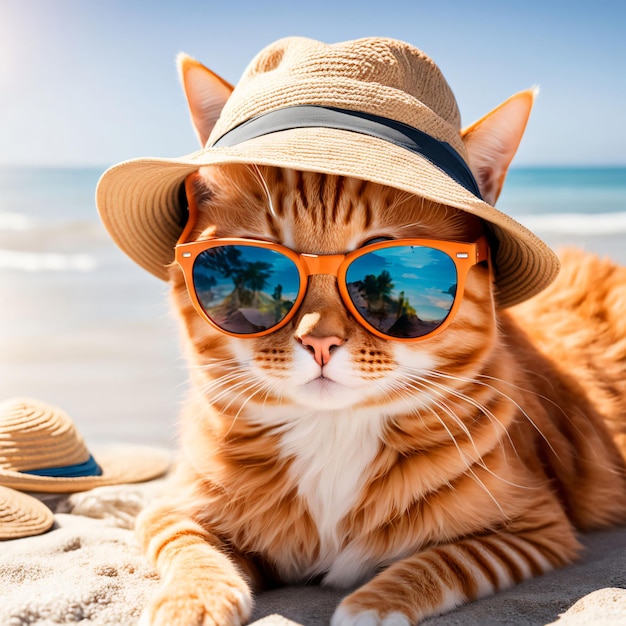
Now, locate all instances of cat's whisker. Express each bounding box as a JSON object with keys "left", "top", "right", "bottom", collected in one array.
[
  {"left": 397, "top": 363, "right": 542, "bottom": 462},
  {"left": 418, "top": 397, "right": 508, "bottom": 517},
  {"left": 428, "top": 369, "right": 562, "bottom": 463},
  {"left": 474, "top": 371, "right": 616, "bottom": 460},
  {"left": 259, "top": 379, "right": 286, "bottom": 412},
  {"left": 422, "top": 372, "right": 533, "bottom": 467},
  {"left": 393, "top": 370, "right": 478, "bottom": 437},
  {"left": 194, "top": 372, "right": 261, "bottom": 407},
  {"left": 203, "top": 367, "right": 253, "bottom": 385},
  {"left": 188, "top": 358, "right": 241, "bottom": 369},
  {"left": 249, "top": 163, "right": 278, "bottom": 219},
  {"left": 222, "top": 378, "right": 266, "bottom": 411},
  {"left": 429, "top": 370, "right": 610, "bottom": 480},
  {"left": 408, "top": 371, "right": 518, "bottom": 456},
  {"left": 395, "top": 372, "right": 533, "bottom": 494},
  {"left": 224, "top": 380, "right": 271, "bottom": 435},
  {"left": 187, "top": 360, "right": 241, "bottom": 375},
  {"left": 210, "top": 376, "right": 264, "bottom": 407},
  {"left": 198, "top": 374, "right": 252, "bottom": 399},
  {"left": 370, "top": 380, "right": 410, "bottom": 410},
  {"left": 392, "top": 373, "right": 479, "bottom": 453}
]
